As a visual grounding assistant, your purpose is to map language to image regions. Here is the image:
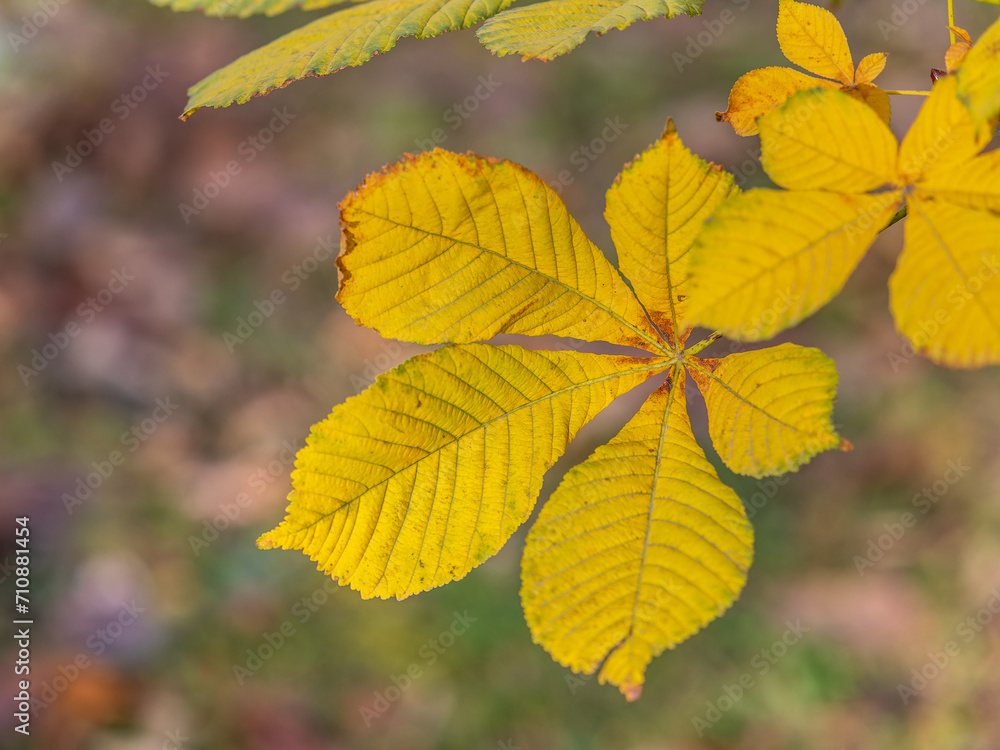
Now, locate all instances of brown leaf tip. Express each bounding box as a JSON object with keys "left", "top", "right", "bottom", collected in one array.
[{"left": 622, "top": 682, "right": 642, "bottom": 702}]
